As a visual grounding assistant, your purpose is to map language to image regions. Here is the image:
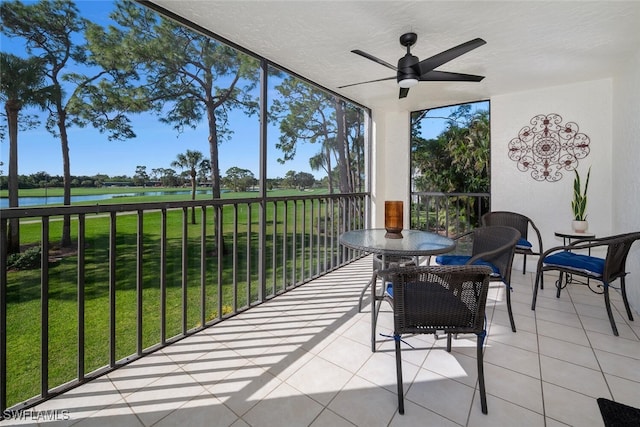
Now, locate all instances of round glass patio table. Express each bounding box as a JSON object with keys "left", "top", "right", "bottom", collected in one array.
[
  {"left": 340, "top": 228, "right": 456, "bottom": 352},
  {"left": 339, "top": 228, "right": 456, "bottom": 257}
]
